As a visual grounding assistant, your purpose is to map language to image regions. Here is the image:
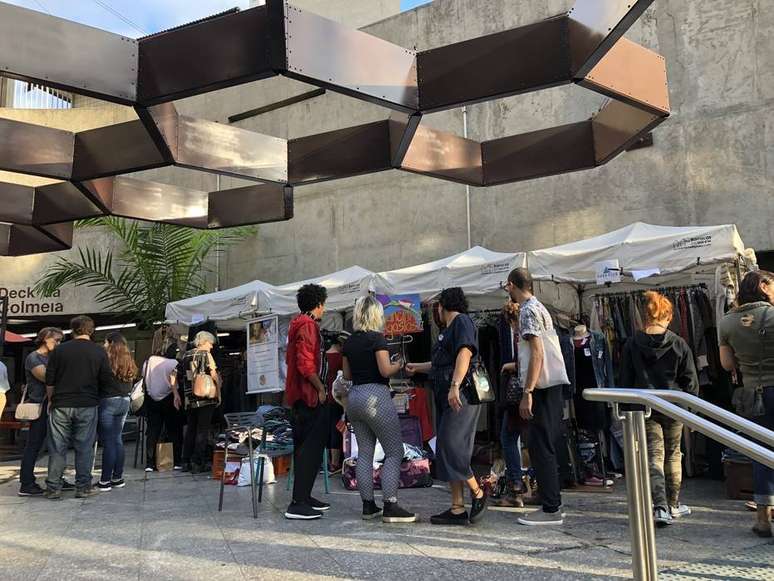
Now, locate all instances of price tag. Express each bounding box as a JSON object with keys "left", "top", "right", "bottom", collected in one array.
[{"left": 584, "top": 348, "right": 592, "bottom": 357}]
